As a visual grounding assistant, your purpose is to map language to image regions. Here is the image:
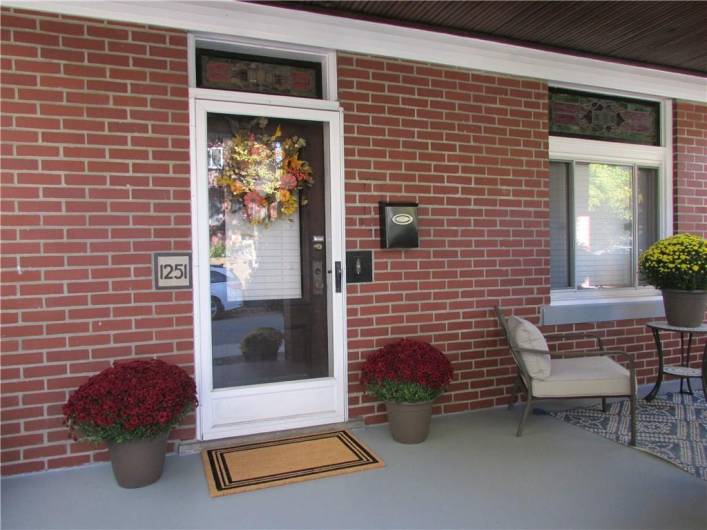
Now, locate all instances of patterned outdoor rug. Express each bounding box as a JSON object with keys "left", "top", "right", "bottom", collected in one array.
[
  {"left": 547, "top": 390, "right": 707, "bottom": 481},
  {"left": 202, "top": 430, "right": 384, "bottom": 497}
]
